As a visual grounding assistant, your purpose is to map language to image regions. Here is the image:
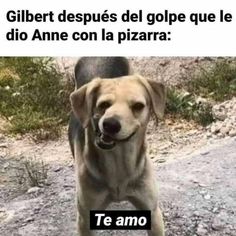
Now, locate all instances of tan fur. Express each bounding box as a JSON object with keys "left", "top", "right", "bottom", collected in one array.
[{"left": 70, "top": 75, "right": 166, "bottom": 236}]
